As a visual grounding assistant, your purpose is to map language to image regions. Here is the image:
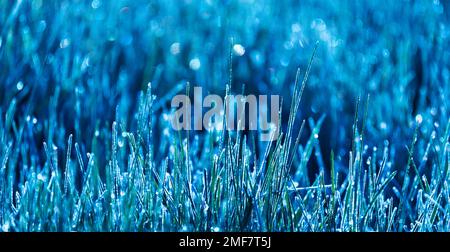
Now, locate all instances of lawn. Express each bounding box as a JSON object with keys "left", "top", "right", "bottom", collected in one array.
[{"left": 0, "top": 0, "right": 449, "bottom": 231}]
